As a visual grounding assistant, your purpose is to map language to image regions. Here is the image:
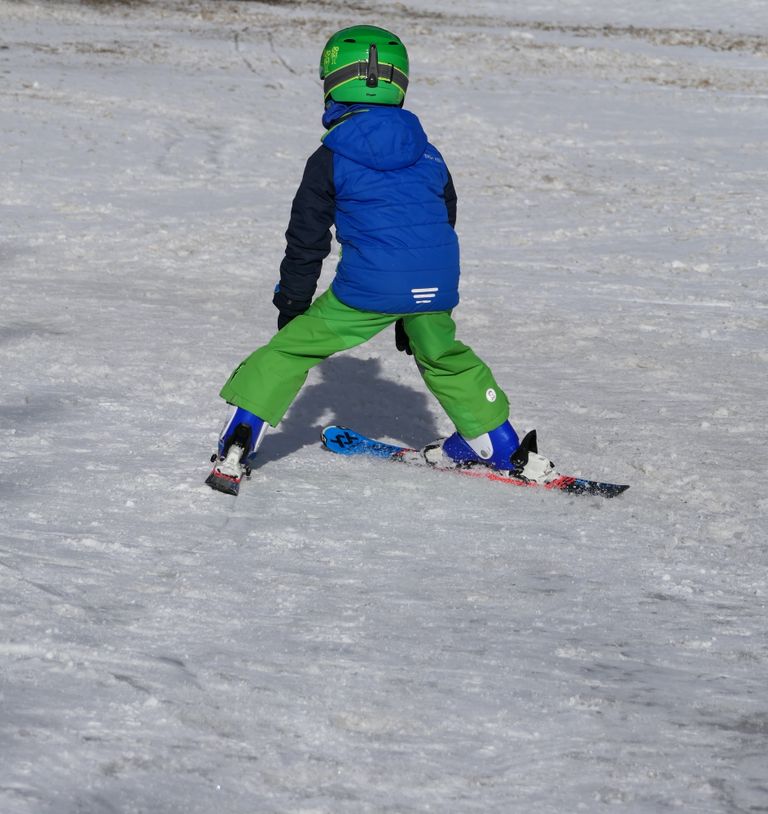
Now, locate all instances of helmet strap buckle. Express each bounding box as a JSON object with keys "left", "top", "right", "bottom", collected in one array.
[{"left": 365, "top": 43, "right": 379, "bottom": 87}]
